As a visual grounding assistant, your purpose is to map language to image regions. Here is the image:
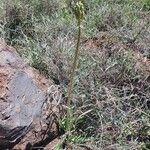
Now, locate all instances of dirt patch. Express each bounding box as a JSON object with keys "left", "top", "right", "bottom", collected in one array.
[{"left": 82, "top": 31, "right": 150, "bottom": 75}]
